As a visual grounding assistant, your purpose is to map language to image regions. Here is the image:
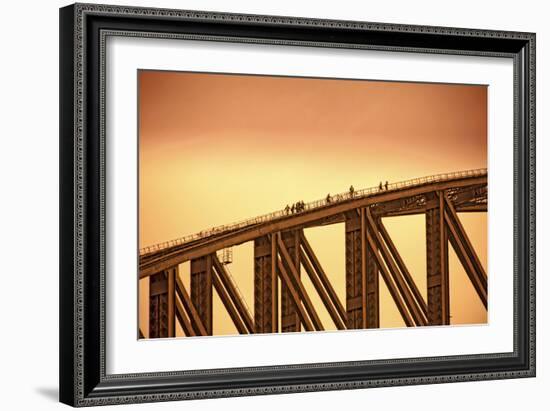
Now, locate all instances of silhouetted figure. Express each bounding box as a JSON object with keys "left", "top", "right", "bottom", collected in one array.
[
  {"left": 285, "top": 204, "right": 290, "bottom": 215},
  {"left": 385, "top": 181, "right": 389, "bottom": 190},
  {"left": 291, "top": 204, "right": 295, "bottom": 214},
  {"left": 379, "top": 182, "right": 383, "bottom": 191},
  {"left": 326, "top": 193, "right": 332, "bottom": 203},
  {"left": 349, "top": 185, "right": 355, "bottom": 197}
]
